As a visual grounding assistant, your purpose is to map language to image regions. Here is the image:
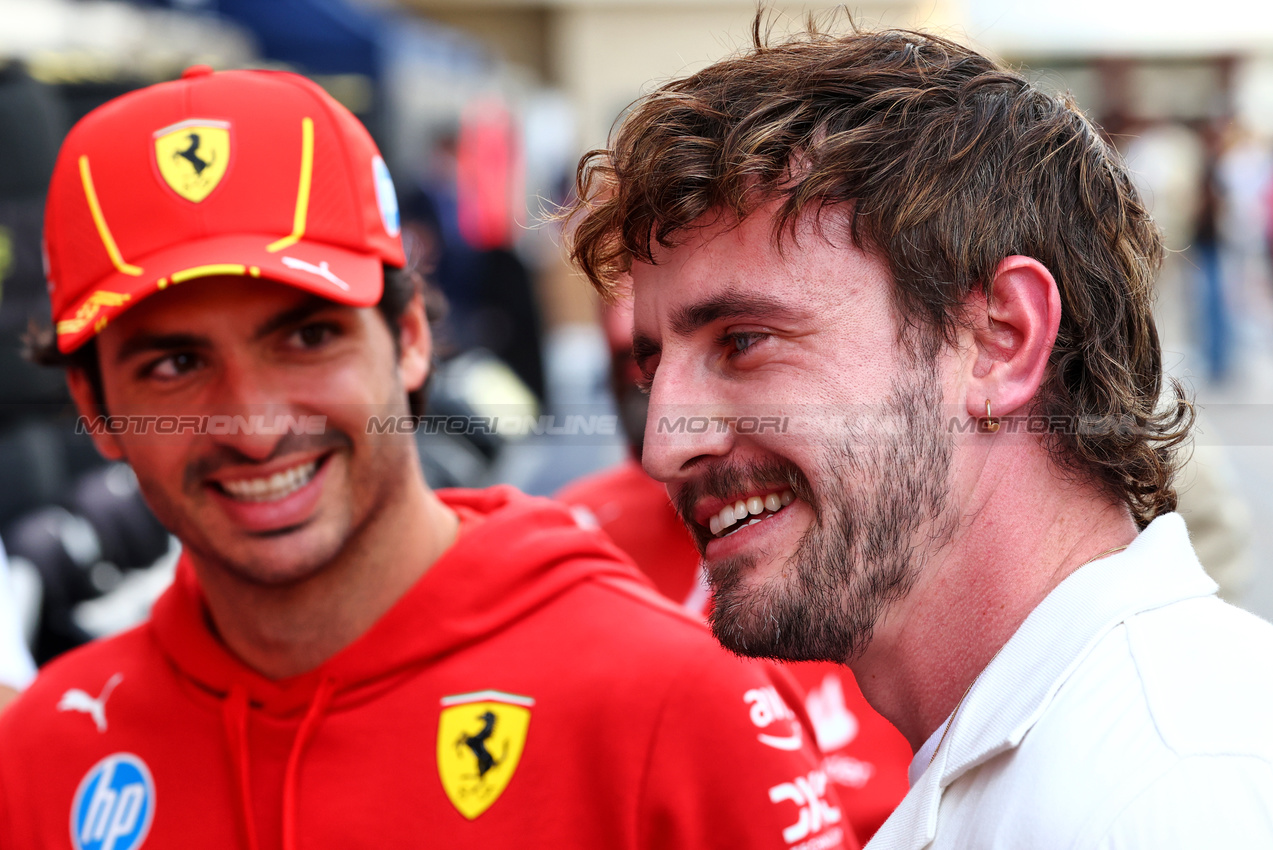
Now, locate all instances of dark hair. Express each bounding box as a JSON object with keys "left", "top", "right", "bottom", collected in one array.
[
  {"left": 25, "top": 264, "right": 437, "bottom": 416},
  {"left": 564, "top": 15, "right": 1191, "bottom": 527}
]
